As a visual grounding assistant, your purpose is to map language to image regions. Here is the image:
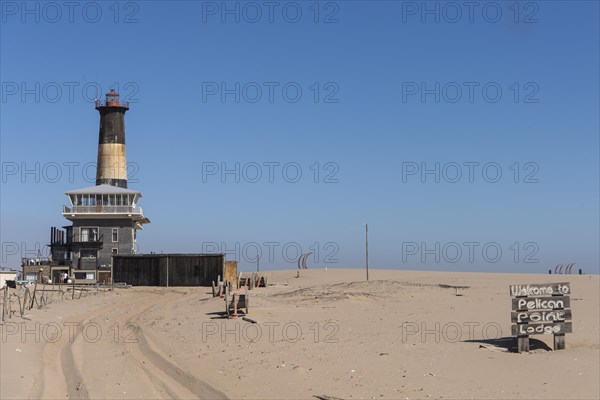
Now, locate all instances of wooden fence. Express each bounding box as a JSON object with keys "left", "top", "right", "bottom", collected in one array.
[{"left": 1, "top": 281, "right": 113, "bottom": 321}]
